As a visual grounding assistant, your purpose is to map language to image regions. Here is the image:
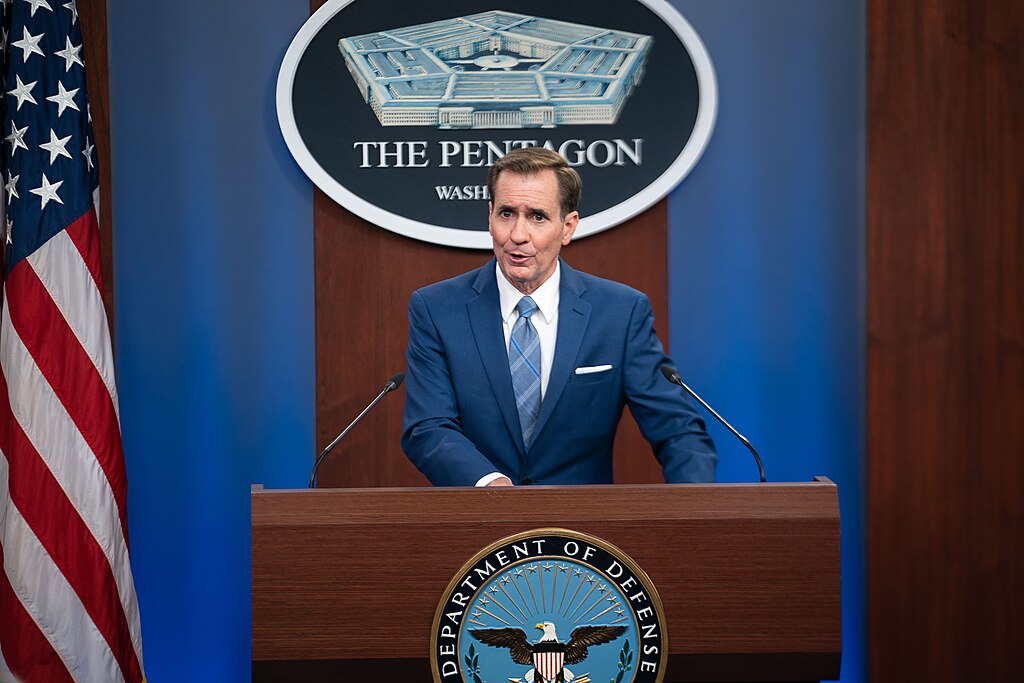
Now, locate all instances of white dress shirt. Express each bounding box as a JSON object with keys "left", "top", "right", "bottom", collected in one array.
[
  {"left": 496, "top": 261, "right": 560, "bottom": 398},
  {"left": 476, "top": 262, "right": 561, "bottom": 486}
]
